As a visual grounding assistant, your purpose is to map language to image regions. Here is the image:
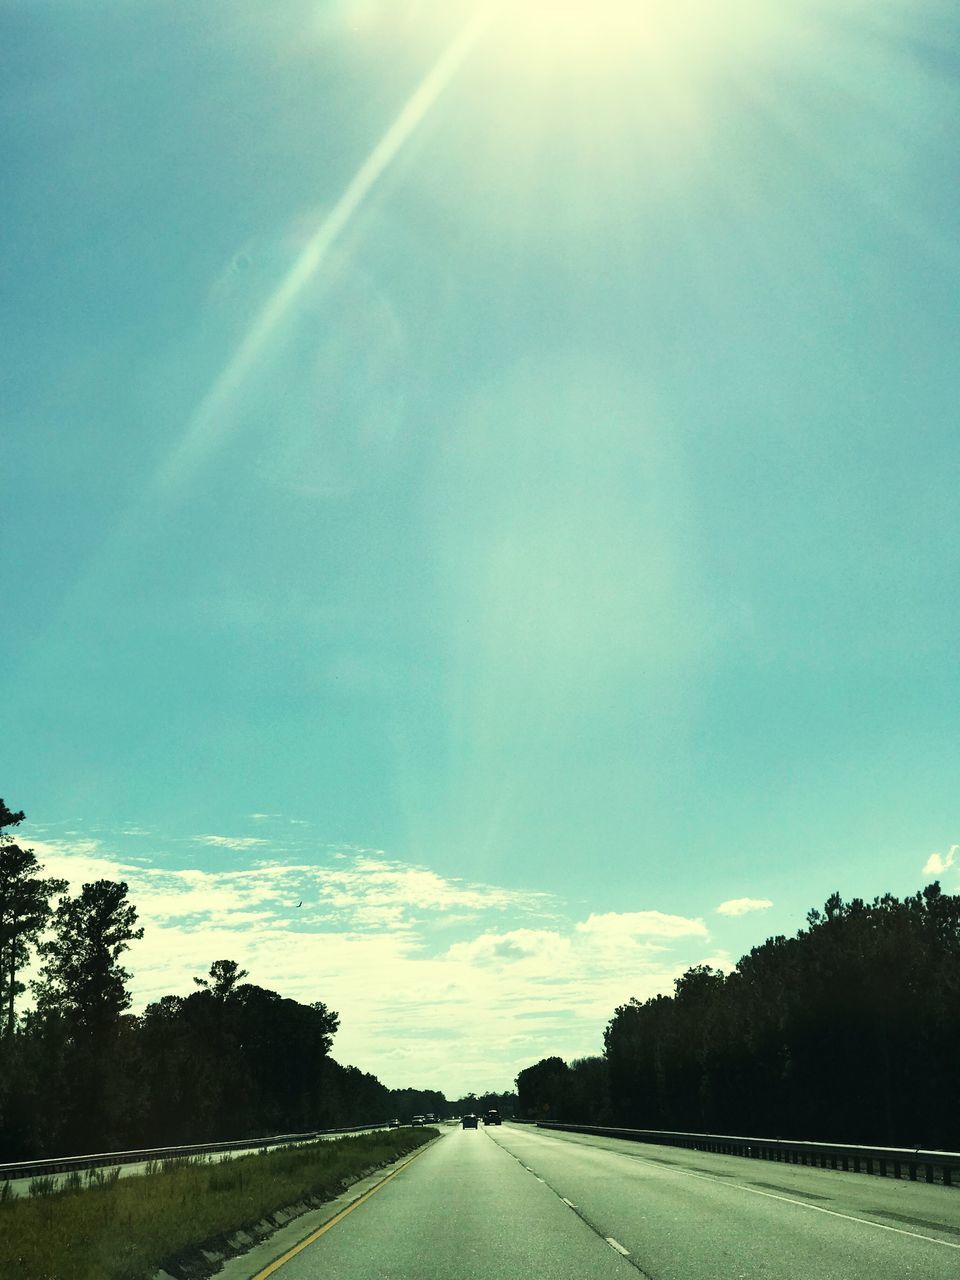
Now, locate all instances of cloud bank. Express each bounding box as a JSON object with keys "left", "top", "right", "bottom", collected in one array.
[{"left": 22, "top": 832, "right": 716, "bottom": 1095}]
